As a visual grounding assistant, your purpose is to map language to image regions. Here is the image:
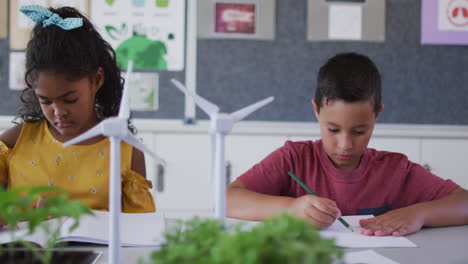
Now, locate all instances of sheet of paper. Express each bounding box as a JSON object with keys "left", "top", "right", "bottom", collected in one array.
[
  {"left": 325, "top": 214, "right": 371, "bottom": 232},
  {"left": 344, "top": 250, "right": 399, "bottom": 264},
  {"left": 10, "top": 0, "right": 89, "bottom": 49},
  {"left": 320, "top": 215, "right": 417, "bottom": 248},
  {"left": 122, "top": 72, "right": 159, "bottom": 111},
  {"left": 9, "top": 51, "right": 27, "bottom": 90},
  {"left": 328, "top": 4, "right": 362, "bottom": 40},
  {"left": 49, "top": 0, "right": 87, "bottom": 11},
  {"left": 59, "top": 210, "right": 166, "bottom": 247}
]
